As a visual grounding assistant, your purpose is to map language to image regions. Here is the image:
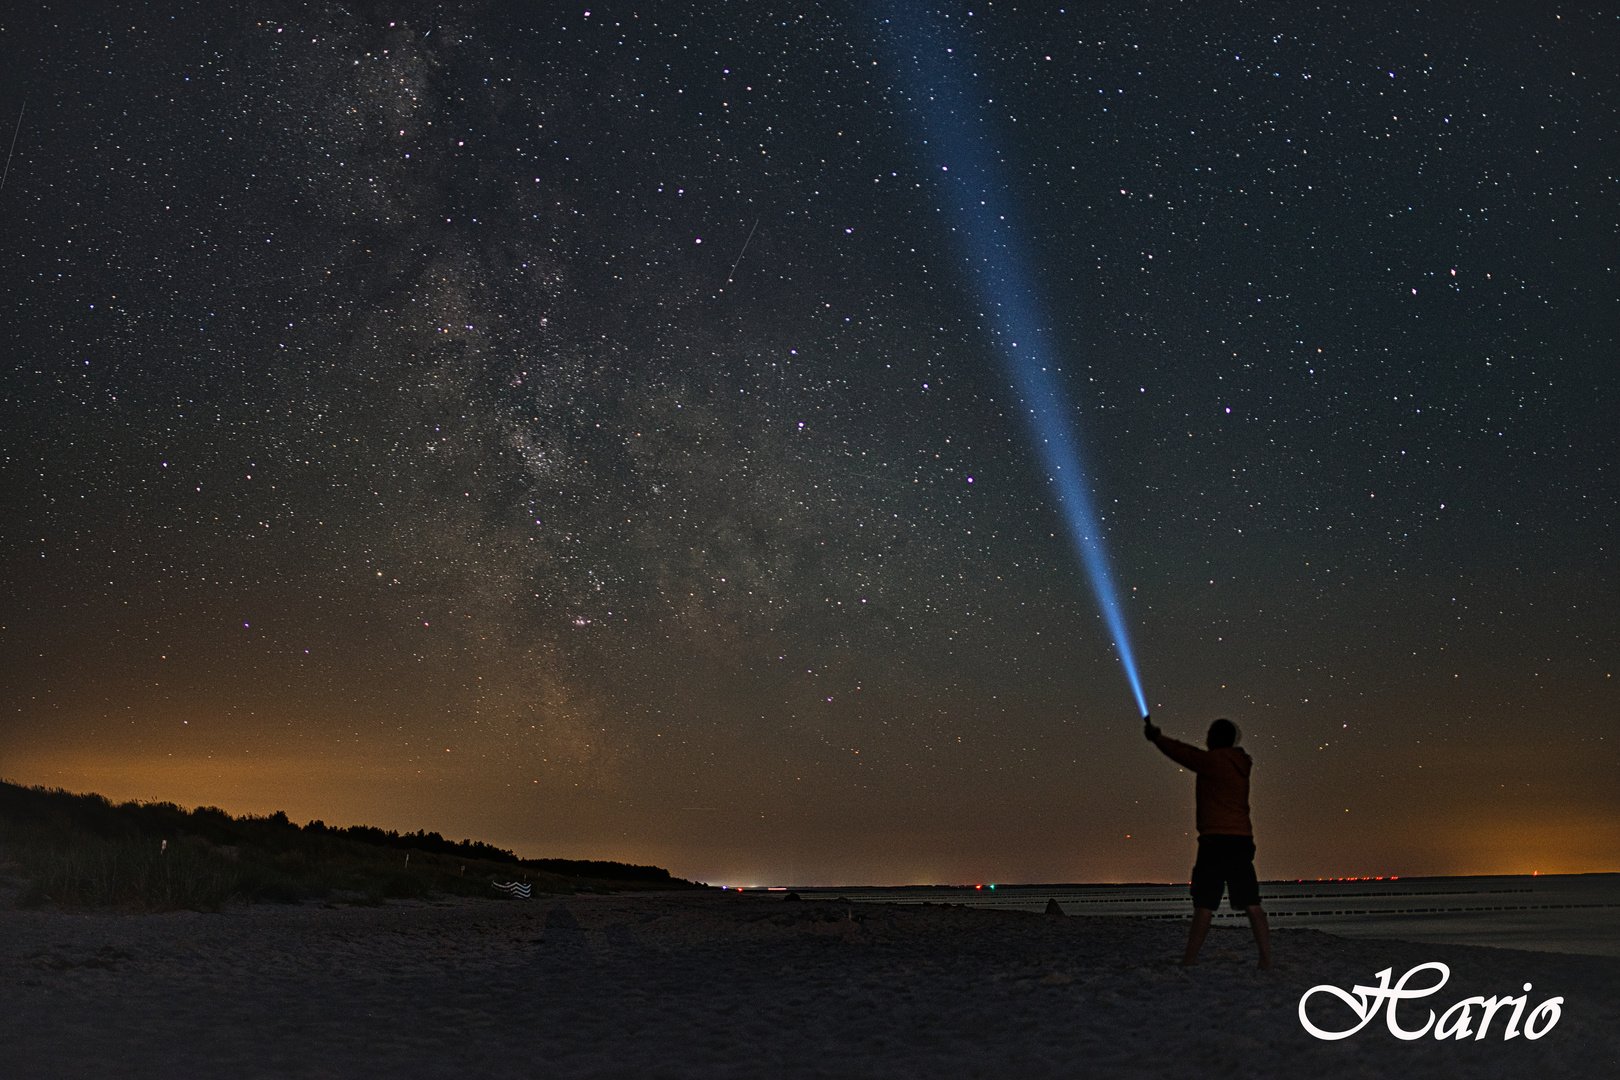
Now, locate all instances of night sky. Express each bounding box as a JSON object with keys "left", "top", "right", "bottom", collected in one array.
[{"left": 3, "top": 2, "right": 1615, "bottom": 886}]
